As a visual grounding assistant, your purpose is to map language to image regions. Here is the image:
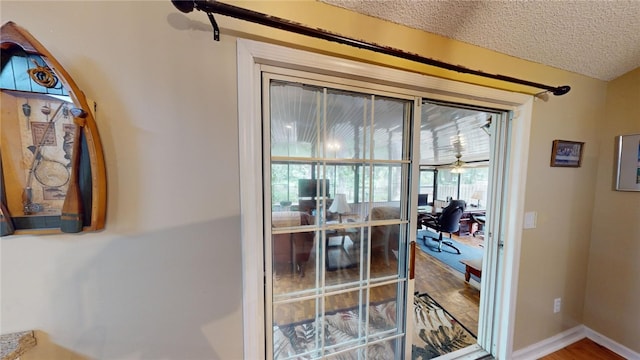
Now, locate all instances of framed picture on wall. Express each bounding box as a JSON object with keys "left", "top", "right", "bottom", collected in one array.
[
  {"left": 550, "top": 140, "right": 584, "bottom": 167},
  {"left": 615, "top": 134, "right": 640, "bottom": 191}
]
